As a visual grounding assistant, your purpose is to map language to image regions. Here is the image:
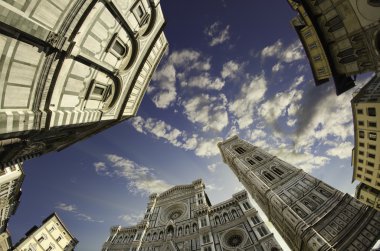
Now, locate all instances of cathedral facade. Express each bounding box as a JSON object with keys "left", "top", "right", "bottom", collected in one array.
[
  {"left": 0, "top": 0, "right": 167, "bottom": 166},
  {"left": 102, "top": 179, "right": 281, "bottom": 251},
  {"left": 218, "top": 136, "right": 380, "bottom": 251}
]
